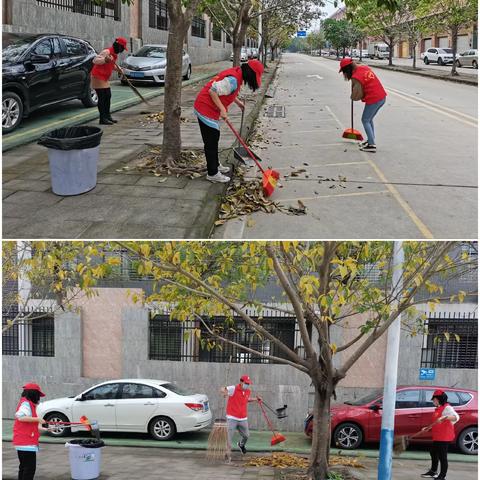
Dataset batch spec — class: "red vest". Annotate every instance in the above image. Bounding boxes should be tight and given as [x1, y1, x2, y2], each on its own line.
[13, 398, 40, 447]
[91, 47, 117, 81]
[193, 67, 243, 120]
[351, 65, 387, 105]
[431, 403, 455, 442]
[226, 384, 251, 419]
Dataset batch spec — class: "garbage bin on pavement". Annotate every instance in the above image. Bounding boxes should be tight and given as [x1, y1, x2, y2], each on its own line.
[66, 439, 105, 480]
[38, 126, 103, 196]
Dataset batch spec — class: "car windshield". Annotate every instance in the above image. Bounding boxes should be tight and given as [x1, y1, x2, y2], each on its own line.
[440, 48, 453, 54]
[2, 34, 36, 63]
[134, 46, 166, 58]
[344, 389, 383, 406]
[161, 383, 190, 396]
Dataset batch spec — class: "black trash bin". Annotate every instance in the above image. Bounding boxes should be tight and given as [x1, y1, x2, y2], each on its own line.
[38, 126, 103, 196]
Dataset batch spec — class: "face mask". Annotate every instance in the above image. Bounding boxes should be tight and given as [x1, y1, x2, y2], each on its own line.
[113, 42, 124, 54]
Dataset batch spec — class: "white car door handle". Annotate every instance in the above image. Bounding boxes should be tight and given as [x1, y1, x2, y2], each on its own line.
[104, 403, 115, 407]
[144, 402, 156, 406]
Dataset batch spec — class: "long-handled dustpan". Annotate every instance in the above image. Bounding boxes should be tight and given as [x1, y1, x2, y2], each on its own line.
[342, 99, 363, 141]
[226, 119, 279, 197]
[257, 399, 286, 446]
[233, 106, 263, 166]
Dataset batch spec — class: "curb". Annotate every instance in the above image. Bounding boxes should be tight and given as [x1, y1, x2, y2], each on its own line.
[318, 54, 477, 86]
[2, 72, 216, 152]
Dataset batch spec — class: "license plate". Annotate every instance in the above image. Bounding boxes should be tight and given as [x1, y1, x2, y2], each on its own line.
[129, 72, 144, 78]
[204, 401, 209, 411]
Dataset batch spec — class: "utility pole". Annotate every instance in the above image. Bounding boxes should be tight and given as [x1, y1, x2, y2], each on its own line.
[378, 241, 404, 480]
[258, 1, 263, 64]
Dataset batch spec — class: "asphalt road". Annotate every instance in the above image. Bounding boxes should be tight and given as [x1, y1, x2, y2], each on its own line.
[215, 53, 477, 239]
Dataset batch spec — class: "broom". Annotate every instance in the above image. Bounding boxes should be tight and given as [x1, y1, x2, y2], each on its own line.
[206, 357, 232, 461]
[393, 421, 435, 455]
[342, 99, 364, 141]
[258, 399, 286, 446]
[115, 63, 151, 106]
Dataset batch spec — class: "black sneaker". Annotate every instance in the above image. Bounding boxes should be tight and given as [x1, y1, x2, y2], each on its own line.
[358, 141, 369, 148]
[360, 144, 376, 152]
[434, 476, 446, 480]
[107, 117, 118, 123]
[237, 442, 246, 455]
[99, 118, 114, 125]
[420, 472, 437, 478]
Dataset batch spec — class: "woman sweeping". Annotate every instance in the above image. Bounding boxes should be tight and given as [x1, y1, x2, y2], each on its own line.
[194, 59, 264, 183]
[91, 37, 128, 125]
[339, 58, 387, 153]
[13, 383, 49, 480]
[420, 390, 459, 480]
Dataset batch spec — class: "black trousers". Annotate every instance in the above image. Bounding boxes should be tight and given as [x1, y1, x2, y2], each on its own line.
[430, 441, 449, 478]
[95, 88, 112, 120]
[198, 119, 220, 176]
[17, 450, 36, 480]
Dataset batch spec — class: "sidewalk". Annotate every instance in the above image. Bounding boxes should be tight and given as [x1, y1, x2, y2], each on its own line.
[3, 60, 279, 239]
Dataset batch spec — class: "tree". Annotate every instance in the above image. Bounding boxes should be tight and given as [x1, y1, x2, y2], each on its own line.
[417, 0, 478, 75]
[108, 240, 476, 479]
[323, 19, 356, 58]
[307, 30, 326, 54]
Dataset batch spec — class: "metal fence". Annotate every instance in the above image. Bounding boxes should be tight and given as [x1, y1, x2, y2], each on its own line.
[149, 312, 305, 363]
[148, 0, 168, 31]
[36, 0, 121, 21]
[2, 310, 55, 357]
[421, 312, 477, 369]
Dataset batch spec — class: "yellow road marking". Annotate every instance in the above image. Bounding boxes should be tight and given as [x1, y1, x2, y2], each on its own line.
[275, 161, 368, 170]
[280, 189, 389, 203]
[325, 105, 434, 238]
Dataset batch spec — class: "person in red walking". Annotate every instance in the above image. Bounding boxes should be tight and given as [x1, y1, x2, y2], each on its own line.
[91, 37, 128, 125]
[194, 60, 264, 183]
[420, 390, 459, 480]
[220, 375, 261, 462]
[339, 58, 387, 153]
[13, 383, 49, 480]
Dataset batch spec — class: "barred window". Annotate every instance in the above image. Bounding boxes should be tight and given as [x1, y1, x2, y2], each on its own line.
[226, 34, 232, 44]
[148, 0, 168, 30]
[191, 16, 206, 38]
[149, 315, 183, 361]
[2, 312, 55, 357]
[212, 24, 222, 42]
[36, 0, 121, 21]
[421, 312, 477, 369]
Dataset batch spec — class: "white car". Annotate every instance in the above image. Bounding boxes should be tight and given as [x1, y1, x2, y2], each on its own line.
[421, 47, 454, 65]
[37, 379, 212, 441]
[230, 48, 248, 62]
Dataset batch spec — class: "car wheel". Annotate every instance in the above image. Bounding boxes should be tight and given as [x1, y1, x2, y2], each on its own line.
[121, 79, 129, 86]
[456, 60, 461, 67]
[472, 60, 478, 69]
[44, 412, 71, 437]
[333, 423, 363, 449]
[183, 65, 192, 81]
[457, 427, 478, 455]
[2, 91, 24, 134]
[81, 87, 98, 108]
[423, 57, 429, 65]
[437, 57, 444, 65]
[149, 416, 176, 441]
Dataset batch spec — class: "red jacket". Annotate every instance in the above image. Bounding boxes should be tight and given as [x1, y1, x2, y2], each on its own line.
[351, 65, 387, 105]
[91, 47, 117, 81]
[226, 384, 251, 419]
[193, 67, 243, 120]
[431, 403, 455, 442]
[13, 398, 40, 447]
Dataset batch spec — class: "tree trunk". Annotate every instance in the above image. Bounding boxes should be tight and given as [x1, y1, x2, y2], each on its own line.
[412, 41, 417, 69]
[232, 37, 243, 67]
[388, 38, 394, 66]
[307, 379, 333, 480]
[451, 26, 458, 76]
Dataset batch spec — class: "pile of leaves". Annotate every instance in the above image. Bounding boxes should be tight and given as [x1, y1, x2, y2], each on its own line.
[245, 453, 309, 469]
[143, 111, 189, 124]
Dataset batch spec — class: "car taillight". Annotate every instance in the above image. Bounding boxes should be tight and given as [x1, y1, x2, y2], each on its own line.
[185, 403, 203, 411]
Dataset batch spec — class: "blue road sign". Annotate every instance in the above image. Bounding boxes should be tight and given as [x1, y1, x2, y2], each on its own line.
[419, 368, 435, 381]
[297, 31, 307, 37]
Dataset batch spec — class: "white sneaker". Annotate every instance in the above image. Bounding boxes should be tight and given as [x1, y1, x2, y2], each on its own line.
[206, 172, 230, 183]
[218, 163, 230, 173]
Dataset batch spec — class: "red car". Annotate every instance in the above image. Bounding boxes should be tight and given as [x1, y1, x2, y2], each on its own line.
[304, 386, 478, 455]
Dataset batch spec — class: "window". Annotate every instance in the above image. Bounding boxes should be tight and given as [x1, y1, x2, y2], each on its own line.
[84, 383, 120, 400]
[148, 0, 168, 31]
[428, 49, 435, 53]
[32, 39, 53, 56]
[212, 24, 222, 42]
[226, 34, 232, 44]
[422, 390, 471, 407]
[36, 0, 121, 20]
[421, 313, 478, 369]
[395, 390, 421, 409]
[62, 38, 87, 56]
[149, 315, 183, 361]
[121, 383, 157, 399]
[191, 16, 206, 38]
[52, 38, 62, 57]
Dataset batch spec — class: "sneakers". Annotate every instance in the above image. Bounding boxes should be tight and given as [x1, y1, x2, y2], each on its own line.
[420, 471, 437, 478]
[106, 116, 118, 123]
[237, 442, 247, 455]
[360, 144, 377, 152]
[206, 172, 230, 183]
[359, 141, 369, 148]
[218, 163, 230, 174]
[99, 118, 114, 125]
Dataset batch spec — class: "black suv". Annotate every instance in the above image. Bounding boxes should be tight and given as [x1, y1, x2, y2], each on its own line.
[3, 33, 98, 134]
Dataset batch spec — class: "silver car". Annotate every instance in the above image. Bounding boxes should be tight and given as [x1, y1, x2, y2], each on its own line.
[456, 49, 478, 69]
[120, 45, 191, 84]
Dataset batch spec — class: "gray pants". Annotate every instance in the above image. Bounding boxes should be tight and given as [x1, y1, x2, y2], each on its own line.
[226, 418, 249, 451]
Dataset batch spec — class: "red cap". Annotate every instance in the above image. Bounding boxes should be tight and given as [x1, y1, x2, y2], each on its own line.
[247, 59, 264, 87]
[432, 389, 445, 398]
[115, 37, 128, 51]
[240, 375, 251, 385]
[339, 57, 353, 72]
[23, 383, 45, 397]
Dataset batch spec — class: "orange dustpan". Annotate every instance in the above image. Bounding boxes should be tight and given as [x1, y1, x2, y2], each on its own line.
[258, 399, 286, 446]
[342, 99, 363, 141]
[226, 119, 279, 197]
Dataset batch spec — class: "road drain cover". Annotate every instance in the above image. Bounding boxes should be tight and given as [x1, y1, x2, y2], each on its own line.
[265, 105, 285, 118]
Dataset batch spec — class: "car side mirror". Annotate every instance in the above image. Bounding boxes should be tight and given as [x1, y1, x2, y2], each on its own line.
[75, 394, 86, 401]
[369, 404, 381, 412]
[30, 54, 50, 64]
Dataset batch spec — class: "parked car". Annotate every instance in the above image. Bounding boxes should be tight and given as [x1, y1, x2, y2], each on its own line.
[250, 48, 259, 59]
[37, 379, 212, 441]
[120, 45, 191, 84]
[230, 47, 248, 62]
[456, 49, 478, 69]
[304, 386, 477, 455]
[421, 47, 455, 65]
[2, 32, 97, 134]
